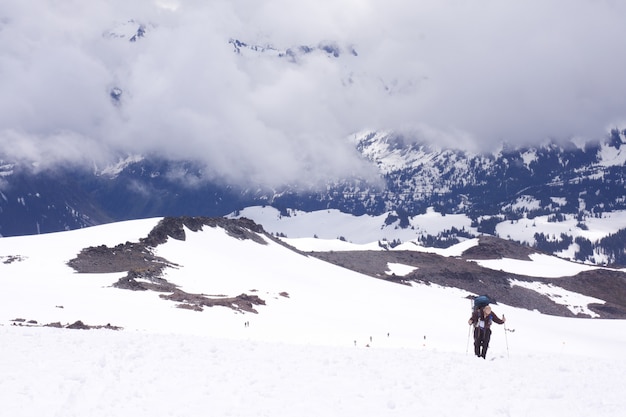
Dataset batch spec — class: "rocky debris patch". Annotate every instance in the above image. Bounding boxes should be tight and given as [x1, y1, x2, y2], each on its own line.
[11, 318, 122, 330]
[10, 318, 39, 325]
[160, 290, 266, 313]
[112, 267, 176, 291]
[1, 255, 26, 264]
[67, 241, 176, 274]
[112, 269, 267, 313]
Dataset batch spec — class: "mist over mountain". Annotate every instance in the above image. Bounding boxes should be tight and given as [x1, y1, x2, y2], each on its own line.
[2, 128, 626, 268]
[2, 0, 626, 188]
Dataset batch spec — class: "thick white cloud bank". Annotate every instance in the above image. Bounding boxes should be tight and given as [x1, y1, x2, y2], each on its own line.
[1, 0, 625, 185]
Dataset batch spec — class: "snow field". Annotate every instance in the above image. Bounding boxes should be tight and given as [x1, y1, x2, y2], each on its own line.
[1, 325, 624, 417]
[1, 216, 626, 416]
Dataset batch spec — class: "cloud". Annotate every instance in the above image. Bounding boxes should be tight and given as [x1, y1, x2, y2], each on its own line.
[1, 0, 625, 186]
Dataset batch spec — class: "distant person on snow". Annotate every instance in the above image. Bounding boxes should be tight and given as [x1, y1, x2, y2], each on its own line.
[468, 305, 505, 359]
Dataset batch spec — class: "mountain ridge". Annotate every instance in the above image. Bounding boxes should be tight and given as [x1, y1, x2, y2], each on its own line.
[58, 216, 626, 319]
[1, 128, 626, 266]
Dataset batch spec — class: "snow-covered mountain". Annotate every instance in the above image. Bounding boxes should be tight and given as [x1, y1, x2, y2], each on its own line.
[2, 128, 626, 266]
[3, 2, 626, 274]
[2, 9, 626, 265]
[3, 6, 626, 413]
[229, 205, 626, 268]
[1, 216, 625, 416]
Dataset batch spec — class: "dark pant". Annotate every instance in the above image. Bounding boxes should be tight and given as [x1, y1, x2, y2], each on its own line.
[474, 327, 492, 358]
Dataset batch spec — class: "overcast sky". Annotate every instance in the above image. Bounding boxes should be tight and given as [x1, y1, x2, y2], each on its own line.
[1, 0, 625, 186]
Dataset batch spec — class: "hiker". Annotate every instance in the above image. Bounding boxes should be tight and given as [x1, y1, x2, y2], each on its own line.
[468, 305, 505, 359]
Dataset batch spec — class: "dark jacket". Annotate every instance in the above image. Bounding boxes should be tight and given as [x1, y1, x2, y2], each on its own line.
[469, 308, 504, 329]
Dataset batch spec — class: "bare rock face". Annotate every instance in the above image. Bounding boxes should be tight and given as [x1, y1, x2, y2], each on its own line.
[461, 235, 536, 260]
[140, 216, 266, 246]
[12, 318, 123, 330]
[160, 291, 266, 313]
[67, 242, 173, 274]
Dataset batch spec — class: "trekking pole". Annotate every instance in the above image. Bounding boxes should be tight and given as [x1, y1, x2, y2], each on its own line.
[466, 297, 473, 355]
[503, 314, 509, 358]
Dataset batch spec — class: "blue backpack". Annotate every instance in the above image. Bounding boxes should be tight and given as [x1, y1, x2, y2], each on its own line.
[473, 295, 493, 309]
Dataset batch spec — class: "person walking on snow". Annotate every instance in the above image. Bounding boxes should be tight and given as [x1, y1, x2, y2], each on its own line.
[468, 305, 505, 359]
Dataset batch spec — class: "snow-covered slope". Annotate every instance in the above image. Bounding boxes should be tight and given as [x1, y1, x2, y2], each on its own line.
[229, 206, 475, 244]
[0, 217, 473, 345]
[230, 206, 626, 265]
[1, 218, 626, 416]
